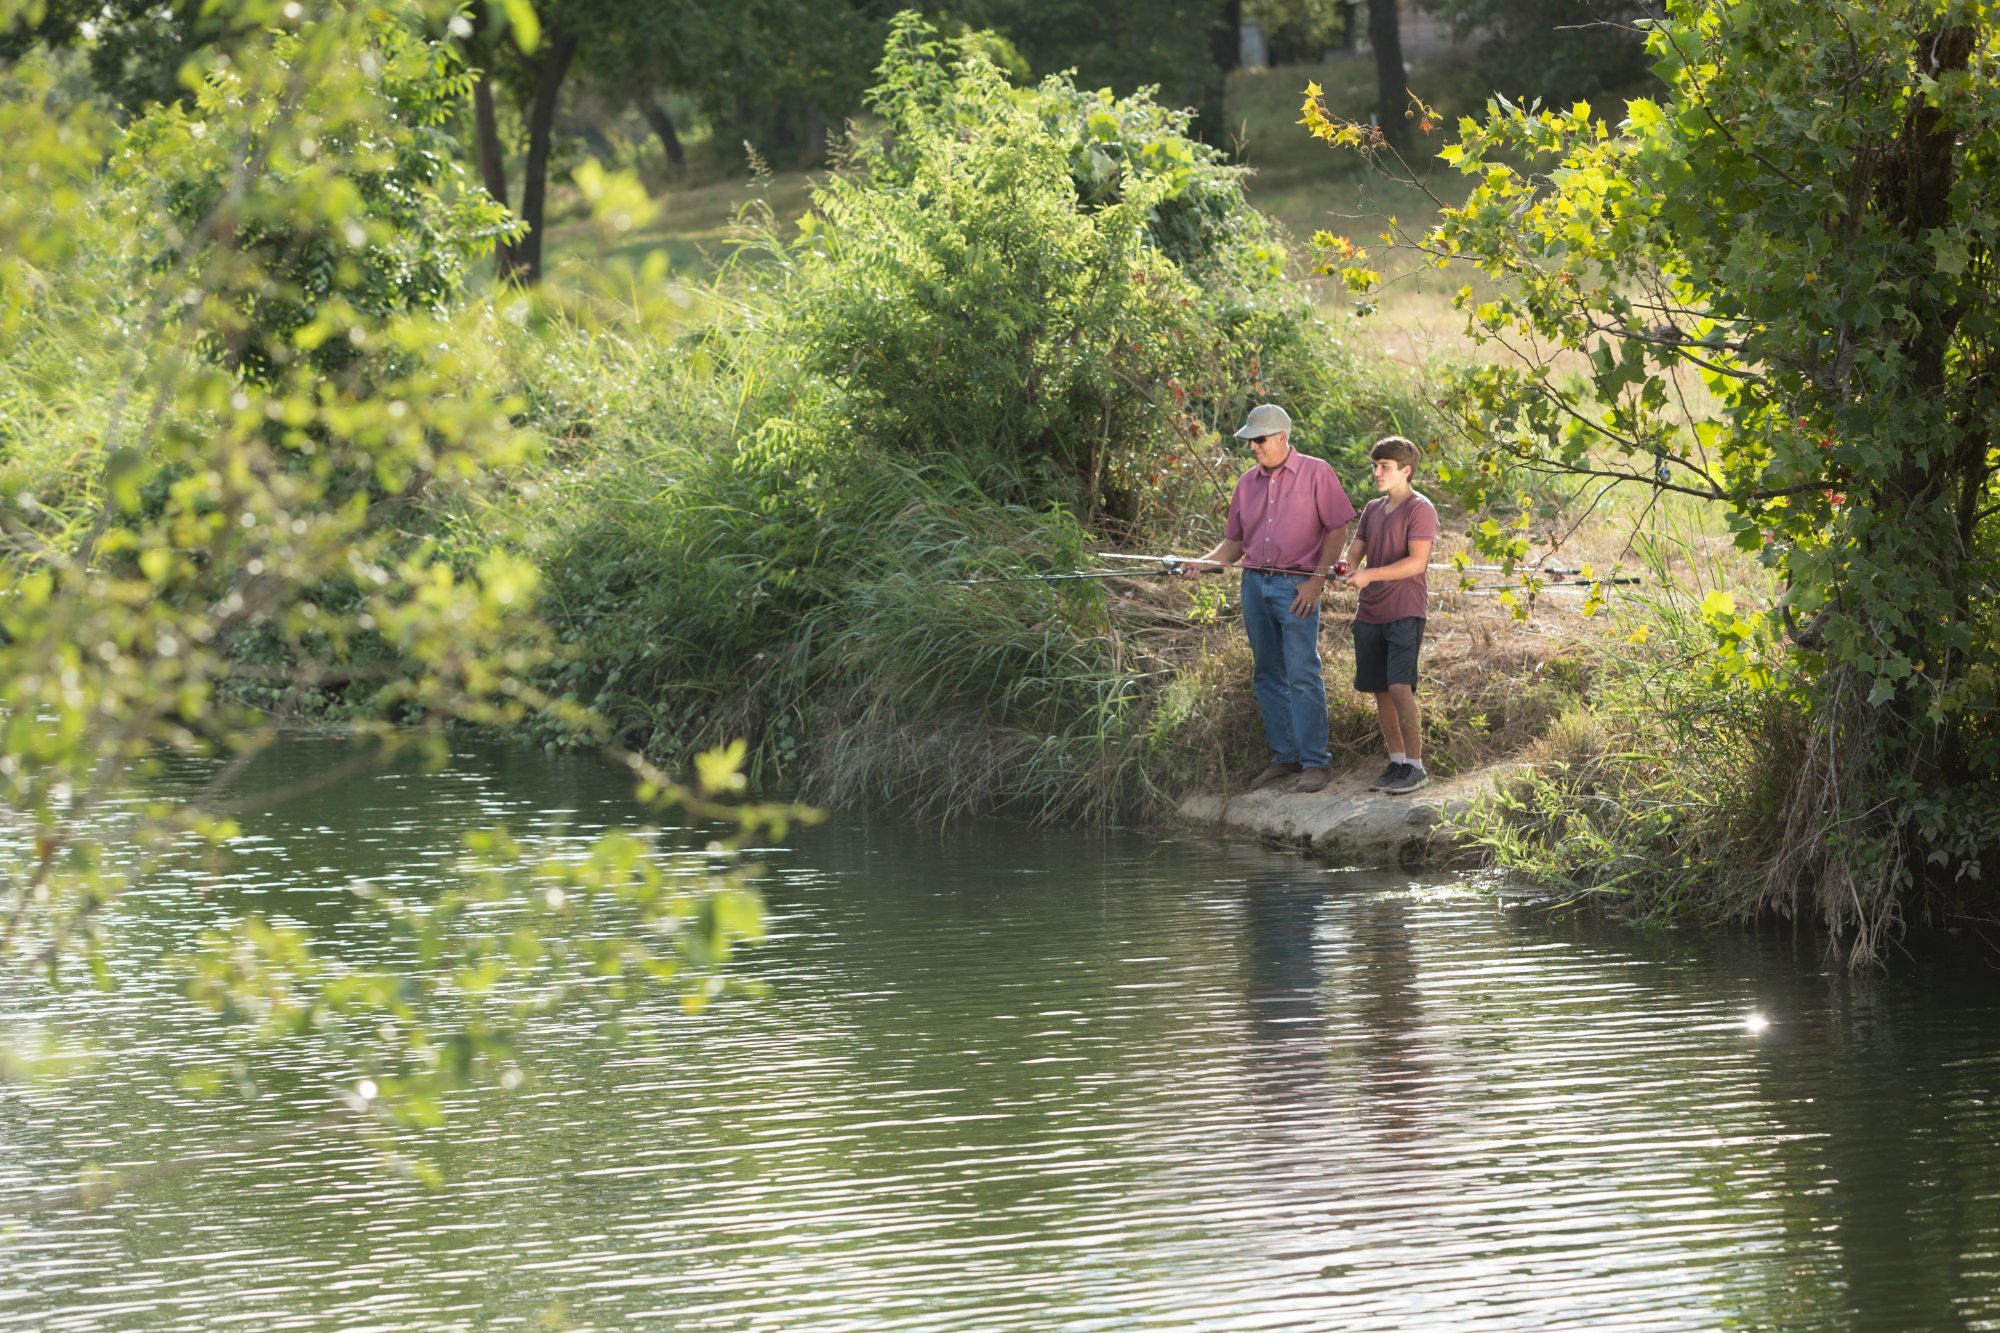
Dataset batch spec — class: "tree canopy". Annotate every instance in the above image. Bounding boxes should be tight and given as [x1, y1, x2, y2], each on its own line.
[1306, 0, 2000, 960]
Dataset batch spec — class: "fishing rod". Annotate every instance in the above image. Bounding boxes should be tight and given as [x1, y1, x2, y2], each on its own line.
[1429, 562, 1634, 581]
[1096, 552, 1324, 576]
[955, 555, 1232, 586]
[1113, 553, 1641, 584]
[961, 552, 1346, 586]
[957, 567, 1187, 585]
[1452, 578, 1643, 593]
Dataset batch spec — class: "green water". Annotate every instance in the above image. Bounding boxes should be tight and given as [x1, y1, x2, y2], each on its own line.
[4, 739, 2000, 1329]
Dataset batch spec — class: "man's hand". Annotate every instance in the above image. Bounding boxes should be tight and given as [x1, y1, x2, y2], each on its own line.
[1174, 559, 1223, 580]
[1290, 576, 1326, 616]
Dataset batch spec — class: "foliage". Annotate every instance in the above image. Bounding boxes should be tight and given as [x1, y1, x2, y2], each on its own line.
[1304, 0, 2000, 961]
[1245, 0, 1350, 65]
[817, 15, 1269, 509]
[1415, 0, 1658, 103]
[958, 0, 1236, 138]
[0, 0, 252, 112]
[1453, 553, 1785, 916]
[0, 0, 803, 1184]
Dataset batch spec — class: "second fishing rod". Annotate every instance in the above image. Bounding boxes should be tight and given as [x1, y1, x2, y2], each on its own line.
[959, 552, 1640, 591]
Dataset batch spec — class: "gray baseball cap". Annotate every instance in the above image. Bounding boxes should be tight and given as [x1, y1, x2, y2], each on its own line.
[1233, 403, 1292, 438]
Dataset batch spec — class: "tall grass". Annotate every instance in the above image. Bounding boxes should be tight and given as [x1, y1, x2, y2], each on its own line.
[0, 222, 125, 551]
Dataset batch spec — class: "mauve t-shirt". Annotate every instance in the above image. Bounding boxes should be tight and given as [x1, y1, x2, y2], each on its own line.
[1355, 491, 1440, 623]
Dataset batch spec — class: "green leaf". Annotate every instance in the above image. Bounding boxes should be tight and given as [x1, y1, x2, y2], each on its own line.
[1930, 229, 1970, 278]
[500, 0, 540, 54]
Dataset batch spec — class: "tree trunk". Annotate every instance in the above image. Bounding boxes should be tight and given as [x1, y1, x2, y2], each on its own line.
[636, 88, 686, 170]
[1367, 0, 1408, 149]
[803, 106, 827, 166]
[461, 6, 516, 279]
[773, 99, 797, 158]
[472, 78, 510, 212]
[1210, 0, 1242, 74]
[1780, 22, 1980, 938]
[513, 29, 580, 284]
[1880, 24, 1977, 784]
[474, 78, 518, 278]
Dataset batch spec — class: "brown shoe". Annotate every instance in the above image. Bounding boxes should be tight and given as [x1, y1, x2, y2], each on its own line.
[1295, 766, 1331, 794]
[1246, 762, 1301, 791]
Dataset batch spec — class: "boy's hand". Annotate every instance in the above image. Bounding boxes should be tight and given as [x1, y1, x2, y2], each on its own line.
[1344, 568, 1374, 589]
[1290, 576, 1326, 616]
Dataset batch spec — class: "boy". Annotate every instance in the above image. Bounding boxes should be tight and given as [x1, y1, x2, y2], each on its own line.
[1340, 437, 1438, 795]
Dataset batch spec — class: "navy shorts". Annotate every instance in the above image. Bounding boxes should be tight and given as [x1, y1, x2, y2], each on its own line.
[1352, 616, 1425, 693]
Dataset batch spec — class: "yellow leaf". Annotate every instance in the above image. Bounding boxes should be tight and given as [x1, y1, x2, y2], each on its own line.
[695, 740, 748, 797]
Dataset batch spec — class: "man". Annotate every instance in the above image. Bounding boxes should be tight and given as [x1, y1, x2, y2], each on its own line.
[1340, 436, 1439, 795]
[1182, 403, 1356, 793]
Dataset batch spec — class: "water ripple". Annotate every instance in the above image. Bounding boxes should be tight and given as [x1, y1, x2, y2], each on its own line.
[3, 742, 1999, 1328]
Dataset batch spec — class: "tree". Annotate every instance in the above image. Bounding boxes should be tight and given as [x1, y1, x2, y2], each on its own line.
[1304, 0, 2000, 961]
[462, 0, 912, 281]
[0, 0, 797, 1191]
[1243, 0, 1349, 65]
[0, 0, 254, 112]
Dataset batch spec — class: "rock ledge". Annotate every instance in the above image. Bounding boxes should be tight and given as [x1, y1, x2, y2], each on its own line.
[1177, 764, 1516, 868]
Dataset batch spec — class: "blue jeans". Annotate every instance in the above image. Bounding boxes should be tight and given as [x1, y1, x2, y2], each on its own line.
[1241, 570, 1330, 769]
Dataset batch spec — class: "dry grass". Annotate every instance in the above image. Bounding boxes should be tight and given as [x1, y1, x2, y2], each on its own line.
[542, 170, 818, 277]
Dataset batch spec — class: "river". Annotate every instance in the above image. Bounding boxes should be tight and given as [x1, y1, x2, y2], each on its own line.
[2, 738, 1998, 1329]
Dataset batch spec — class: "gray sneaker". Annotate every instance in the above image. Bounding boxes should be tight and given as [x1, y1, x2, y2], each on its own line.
[1367, 762, 1407, 791]
[1383, 764, 1430, 795]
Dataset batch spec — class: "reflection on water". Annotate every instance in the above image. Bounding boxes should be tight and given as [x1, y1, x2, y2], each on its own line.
[3, 739, 2000, 1329]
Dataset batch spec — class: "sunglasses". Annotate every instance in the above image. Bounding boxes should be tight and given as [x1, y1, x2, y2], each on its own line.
[1245, 434, 1279, 446]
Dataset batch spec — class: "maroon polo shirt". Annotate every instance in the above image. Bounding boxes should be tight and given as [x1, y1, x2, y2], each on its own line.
[1223, 448, 1356, 573]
